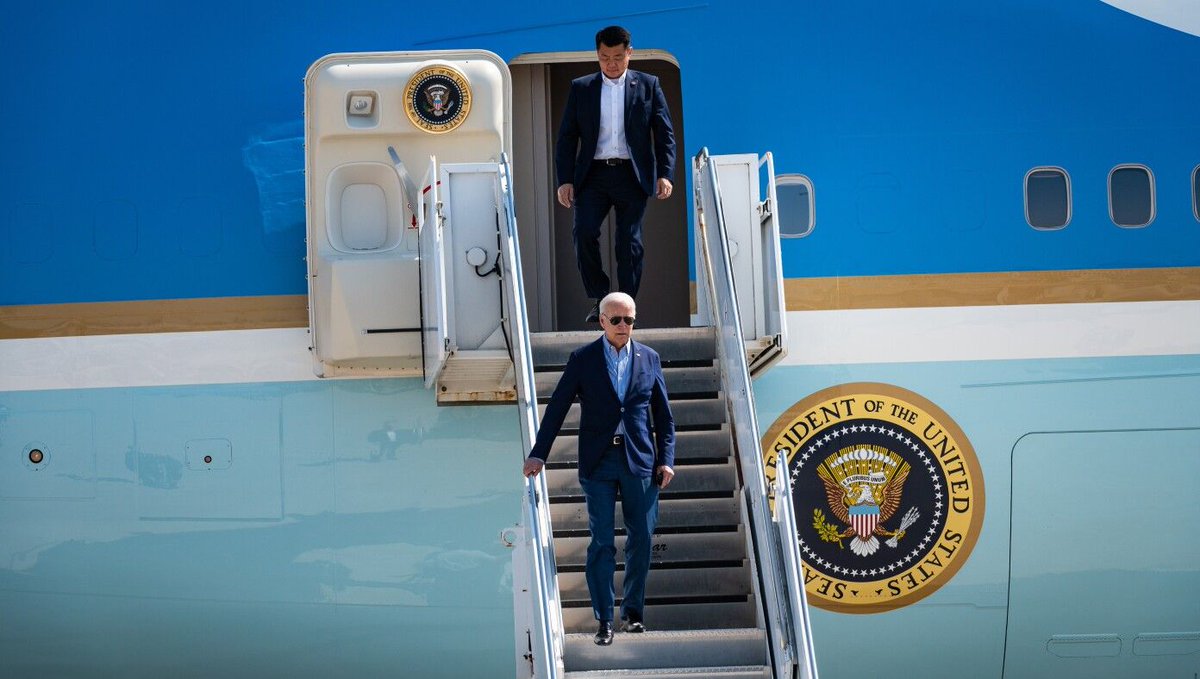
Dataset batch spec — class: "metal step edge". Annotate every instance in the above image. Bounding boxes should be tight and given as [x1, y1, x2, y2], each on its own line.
[564, 666, 770, 679]
[553, 529, 746, 567]
[555, 559, 747, 574]
[561, 599, 758, 632]
[563, 627, 767, 672]
[564, 627, 766, 643]
[557, 565, 753, 600]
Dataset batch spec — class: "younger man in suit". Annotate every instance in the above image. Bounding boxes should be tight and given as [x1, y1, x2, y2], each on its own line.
[555, 26, 677, 322]
[523, 292, 675, 645]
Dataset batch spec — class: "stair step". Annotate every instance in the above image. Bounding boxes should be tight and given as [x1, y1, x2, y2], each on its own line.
[554, 528, 746, 568]
[538, 398, 726, 431]
[563, 628, 768, 672]
[565, 668, 770, 679]
[547, 428, 733, 465]
[562, 600, 757, 632]
[531, 328, 718, 367]
[537, 365, 720, 400]
[558, 565, 752, 601]
[551, 496, 740, 533]
[547, 461, 737, 497]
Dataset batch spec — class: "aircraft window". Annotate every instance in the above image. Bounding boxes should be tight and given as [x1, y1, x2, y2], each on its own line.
[1108, 164, 1155, 228]
[777, 174, 815, 238]
[1024, 167, 1071, 230]
[1192, 165, 1199, 222]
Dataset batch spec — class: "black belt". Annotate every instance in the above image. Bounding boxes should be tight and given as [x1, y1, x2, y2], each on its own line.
[610, 434, 625, 447]
[594, 158, 629, 166]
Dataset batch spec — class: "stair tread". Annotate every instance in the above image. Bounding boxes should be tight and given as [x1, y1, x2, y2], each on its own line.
[564, 627, 764, 641]
[558, 565, 753, 600]
[564, 668, 769, 679]
[563, 626, 769, 673]
[562, 600, 757, 632]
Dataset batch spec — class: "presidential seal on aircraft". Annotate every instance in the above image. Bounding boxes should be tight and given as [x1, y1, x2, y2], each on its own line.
[404, 64, 472, 133]
[764, 383, 985, 614]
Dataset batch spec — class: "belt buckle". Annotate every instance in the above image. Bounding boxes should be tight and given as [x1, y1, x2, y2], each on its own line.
[612, 435, 624, 446]
[605, 158, 622, 166]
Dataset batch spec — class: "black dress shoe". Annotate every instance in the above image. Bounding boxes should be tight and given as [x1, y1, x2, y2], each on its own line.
[594, 621, 614, 646]
[622, 610, 645, 633]
[585, 300, 601, 323]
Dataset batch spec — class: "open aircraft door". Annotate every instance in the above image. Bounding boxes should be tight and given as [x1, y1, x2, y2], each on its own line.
[693, 152, 788, 375]
[416, 155, 449, 388]
[304, 50, 516, 400]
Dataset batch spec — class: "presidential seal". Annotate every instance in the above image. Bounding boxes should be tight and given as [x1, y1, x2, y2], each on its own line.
[403, 65, 472, 134]
[762, 383, 984, 614]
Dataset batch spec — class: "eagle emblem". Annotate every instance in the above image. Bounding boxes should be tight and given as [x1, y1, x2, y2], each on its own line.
[423, 84, 452, 118]
[815, 446, 919, 556]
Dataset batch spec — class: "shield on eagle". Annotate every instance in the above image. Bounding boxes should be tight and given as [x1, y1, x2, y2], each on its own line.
[817, 446, 911, 556]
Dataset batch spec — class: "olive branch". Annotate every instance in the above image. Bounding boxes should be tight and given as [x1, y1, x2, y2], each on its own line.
[812, 509, 844, 549]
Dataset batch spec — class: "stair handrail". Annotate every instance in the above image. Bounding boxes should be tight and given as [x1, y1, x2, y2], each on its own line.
[498, 154, 564, 679]
[774, 456, 819, 679]
[693, 148, 818, 679]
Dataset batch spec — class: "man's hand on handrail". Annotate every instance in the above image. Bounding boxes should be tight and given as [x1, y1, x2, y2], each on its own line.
[523, 457, 545, 478]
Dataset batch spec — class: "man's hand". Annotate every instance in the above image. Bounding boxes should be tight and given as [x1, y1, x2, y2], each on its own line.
[655, 178, 673, 200]
[655, 465, 674, 489]
[523, 457, 545, 478]
[557, 183, 575, 208]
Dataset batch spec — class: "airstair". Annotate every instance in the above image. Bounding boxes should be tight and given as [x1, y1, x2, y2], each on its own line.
[513, 150, 817, 679]
[532, 326, 768, 678]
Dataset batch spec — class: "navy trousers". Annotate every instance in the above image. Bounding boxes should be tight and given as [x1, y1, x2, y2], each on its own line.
[577, 443, 660, 622]
[573, 162, 650, 300]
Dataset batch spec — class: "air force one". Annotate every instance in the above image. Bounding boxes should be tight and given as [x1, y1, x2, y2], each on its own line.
[1, 2, 1197, 678]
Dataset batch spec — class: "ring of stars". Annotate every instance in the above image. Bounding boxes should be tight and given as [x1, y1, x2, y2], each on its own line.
[790, 422, 946, 581]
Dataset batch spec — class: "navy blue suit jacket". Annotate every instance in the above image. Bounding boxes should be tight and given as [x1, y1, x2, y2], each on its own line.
[555, 69, 677, 197]
[529, 338, 675, 479]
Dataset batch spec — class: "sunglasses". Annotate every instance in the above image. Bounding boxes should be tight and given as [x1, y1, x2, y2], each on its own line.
[603, 315, 636, 326]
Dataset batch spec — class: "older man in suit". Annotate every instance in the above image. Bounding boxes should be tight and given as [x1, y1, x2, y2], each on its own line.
[555, 25, 677, 323]
[523, 292, 675, 646]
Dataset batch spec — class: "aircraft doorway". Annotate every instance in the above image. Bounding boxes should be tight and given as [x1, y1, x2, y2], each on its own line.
[510, 52, 689, 332]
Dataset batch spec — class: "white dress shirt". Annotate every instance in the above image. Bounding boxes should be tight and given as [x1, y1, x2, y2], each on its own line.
[595, 72, 630, 160]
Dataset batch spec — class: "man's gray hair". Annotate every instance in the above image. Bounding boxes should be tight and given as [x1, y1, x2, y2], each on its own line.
[599, 292, 636, 315]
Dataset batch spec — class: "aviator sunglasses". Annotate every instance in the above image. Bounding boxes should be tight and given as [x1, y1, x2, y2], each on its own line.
[603, 314, 636, 326]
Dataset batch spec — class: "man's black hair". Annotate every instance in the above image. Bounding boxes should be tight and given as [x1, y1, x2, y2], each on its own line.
[595, 25, 631, 49]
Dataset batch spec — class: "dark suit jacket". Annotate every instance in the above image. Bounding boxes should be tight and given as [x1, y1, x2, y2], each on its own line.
[529, 338, 675, 479]
[554, 69, 677, 197]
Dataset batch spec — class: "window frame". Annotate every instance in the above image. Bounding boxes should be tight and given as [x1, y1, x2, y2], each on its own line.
[775, 173, 815, 239]
[1024, 166, 1072, 231]
[1107, 163, 1156, 228]
[1192, 164, 1200, 223]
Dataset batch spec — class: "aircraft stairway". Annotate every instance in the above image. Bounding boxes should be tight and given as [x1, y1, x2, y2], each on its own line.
[513, 149, 816, 679]
[531, 326, 770, 678]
